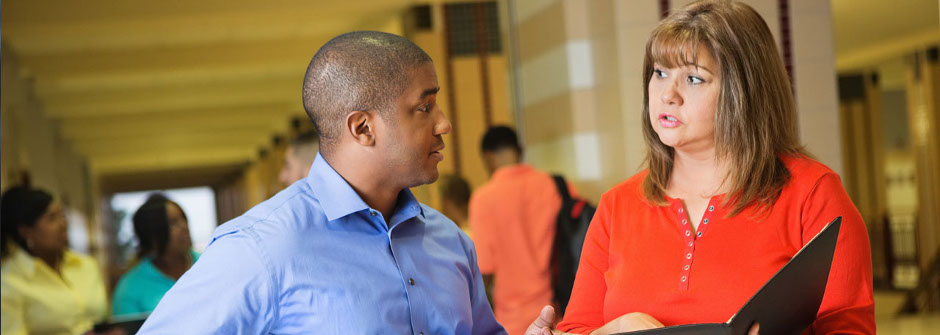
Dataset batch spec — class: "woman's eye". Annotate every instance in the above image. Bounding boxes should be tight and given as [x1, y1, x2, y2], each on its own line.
[688, 75, 704, 84]
[654, 69, 667, 78]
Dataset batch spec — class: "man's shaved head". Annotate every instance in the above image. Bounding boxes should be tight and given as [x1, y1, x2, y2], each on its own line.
[302, 31, 432, 154]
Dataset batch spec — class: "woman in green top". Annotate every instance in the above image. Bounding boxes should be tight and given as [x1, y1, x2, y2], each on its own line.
[112, 194, 199, 316]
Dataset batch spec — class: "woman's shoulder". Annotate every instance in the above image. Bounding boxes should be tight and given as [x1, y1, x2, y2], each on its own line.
[782, 154, 838, 184]
[117, 258, 159, 284]
[602, 170, 649, 203]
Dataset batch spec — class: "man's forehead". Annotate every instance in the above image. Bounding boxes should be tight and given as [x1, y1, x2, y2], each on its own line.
[405, 65, 439, 97]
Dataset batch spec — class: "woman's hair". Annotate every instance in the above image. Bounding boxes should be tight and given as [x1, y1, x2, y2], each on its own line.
[1, 187, 54, 257]
[641, 0, 807, 216]
[132, 193, 187, 259]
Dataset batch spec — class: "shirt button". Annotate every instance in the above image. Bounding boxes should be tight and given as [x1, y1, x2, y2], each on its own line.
[708, 205, 715, 211]
[409, 278, 415, 286]
[686, 253, 692, 259]
[688, 241, 693, 247]
[685, 230, 691, 236]
[703, 218, 710, 224]
[681, 219, 687, 225]
[678, 208, 684, 213]
[684, 265, 690, 270]
[370, 211, 377, 216]
[697, 232, 703, 237]
[681, 276, 687, 282]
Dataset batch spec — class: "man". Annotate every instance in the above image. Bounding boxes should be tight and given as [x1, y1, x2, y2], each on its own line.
[138, 31, 504, 335]
[278, 131, 319, 187]
[469, 126, 572, 335]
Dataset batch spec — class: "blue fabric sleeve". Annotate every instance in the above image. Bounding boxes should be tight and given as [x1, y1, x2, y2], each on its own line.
[465, 235, 507, 335]
[137, 228, 278, 334]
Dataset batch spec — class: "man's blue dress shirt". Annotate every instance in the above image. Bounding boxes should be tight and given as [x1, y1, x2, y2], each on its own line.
[138, 154, 505, 334]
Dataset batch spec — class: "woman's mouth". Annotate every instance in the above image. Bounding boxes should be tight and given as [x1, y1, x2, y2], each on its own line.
[658, 113, 681, 128]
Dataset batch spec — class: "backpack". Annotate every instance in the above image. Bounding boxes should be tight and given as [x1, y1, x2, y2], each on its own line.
[550, 175, 595, 315]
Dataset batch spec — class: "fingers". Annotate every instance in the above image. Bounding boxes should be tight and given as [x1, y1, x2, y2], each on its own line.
[525, 305, 556, 335]
[748, 323, 760, 335]
[534, 305, 556, 328]
[650, 316, 664, 328]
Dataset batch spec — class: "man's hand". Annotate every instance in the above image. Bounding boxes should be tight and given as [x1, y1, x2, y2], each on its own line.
[589, 312, 664, 335]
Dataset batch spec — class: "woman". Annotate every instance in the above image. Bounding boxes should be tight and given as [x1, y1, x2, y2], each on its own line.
[111, 194, 198, 316]
[1, 187, 109, 335]
[527, 1, 874, 334]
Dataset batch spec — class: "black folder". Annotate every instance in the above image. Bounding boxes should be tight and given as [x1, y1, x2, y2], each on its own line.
[616, 216, 842, 335]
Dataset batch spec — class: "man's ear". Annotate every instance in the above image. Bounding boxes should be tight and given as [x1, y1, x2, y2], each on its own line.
[345, 110, 375, 147]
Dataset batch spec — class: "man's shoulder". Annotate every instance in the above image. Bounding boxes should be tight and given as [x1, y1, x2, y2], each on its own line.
[212, 184, 326, 247]
[417, 204, 459, 231]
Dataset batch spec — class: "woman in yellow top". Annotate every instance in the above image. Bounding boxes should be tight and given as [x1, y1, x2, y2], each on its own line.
[1, 187, 108, 335]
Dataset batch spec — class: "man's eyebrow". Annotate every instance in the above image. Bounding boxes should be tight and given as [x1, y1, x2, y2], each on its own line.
[420, 87, 440, 99]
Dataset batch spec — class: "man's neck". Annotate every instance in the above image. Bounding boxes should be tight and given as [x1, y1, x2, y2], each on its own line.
[324, 151, 402, 225]
[488, 150, 521, 176]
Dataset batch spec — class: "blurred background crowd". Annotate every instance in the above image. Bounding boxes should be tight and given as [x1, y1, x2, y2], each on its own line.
[1, 0, 938, 334]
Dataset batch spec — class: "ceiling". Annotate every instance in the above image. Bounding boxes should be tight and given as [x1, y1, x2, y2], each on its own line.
[1, 0, 936, 192]
[1, 0, 413, 191]
[831, 0, 939, 70]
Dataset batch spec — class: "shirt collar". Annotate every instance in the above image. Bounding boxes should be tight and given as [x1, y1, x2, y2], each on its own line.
[7, 246, 37, 277]
[6, 247, 82, 278]
[306, 153, 425, 223]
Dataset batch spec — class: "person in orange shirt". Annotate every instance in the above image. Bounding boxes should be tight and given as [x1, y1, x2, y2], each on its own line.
[470, 125, 575, 335]
[525, 1, 874, 334]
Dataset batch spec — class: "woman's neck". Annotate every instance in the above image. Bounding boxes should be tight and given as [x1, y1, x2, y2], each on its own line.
[34, 249, 64, 274]
[154, 250, 192, 280]
[668, 147, 729, 199]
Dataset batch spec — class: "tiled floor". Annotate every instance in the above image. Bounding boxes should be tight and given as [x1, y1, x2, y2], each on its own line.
[874, 290, 940, 334]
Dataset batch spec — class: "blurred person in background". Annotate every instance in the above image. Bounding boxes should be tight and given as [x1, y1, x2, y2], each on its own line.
[278, 131, 319, 187]
[470, 125, 576, 335]
[526, 1, 874, 334]
[438, 174, 472, 237]
[1, 186, 109, 335]
[111, 194, 199, 317]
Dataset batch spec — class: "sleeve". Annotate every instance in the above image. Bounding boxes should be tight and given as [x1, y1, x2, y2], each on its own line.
[136, 228, 279, 335]
[557, 191, 614, 334]
[800, 173, 876, 334]
[465, 235, 508, 335]
[1, 279, 28, 335]
[468, 191, 495, 274]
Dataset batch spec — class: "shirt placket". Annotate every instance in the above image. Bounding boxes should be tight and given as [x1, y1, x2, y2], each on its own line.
[674, 198, 719, 291]
[385, 213, 428, 335]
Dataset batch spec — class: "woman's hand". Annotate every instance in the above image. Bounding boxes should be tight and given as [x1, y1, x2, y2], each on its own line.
[524, 305, 573, 335]
[589, 312, 664, 335]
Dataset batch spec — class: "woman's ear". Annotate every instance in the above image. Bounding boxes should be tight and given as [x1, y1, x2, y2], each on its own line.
[345, 110, 375, 147]
[18, 225, 33, 246]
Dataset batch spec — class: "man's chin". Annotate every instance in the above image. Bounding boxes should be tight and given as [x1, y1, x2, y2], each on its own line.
[410, 169, 440, 188]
